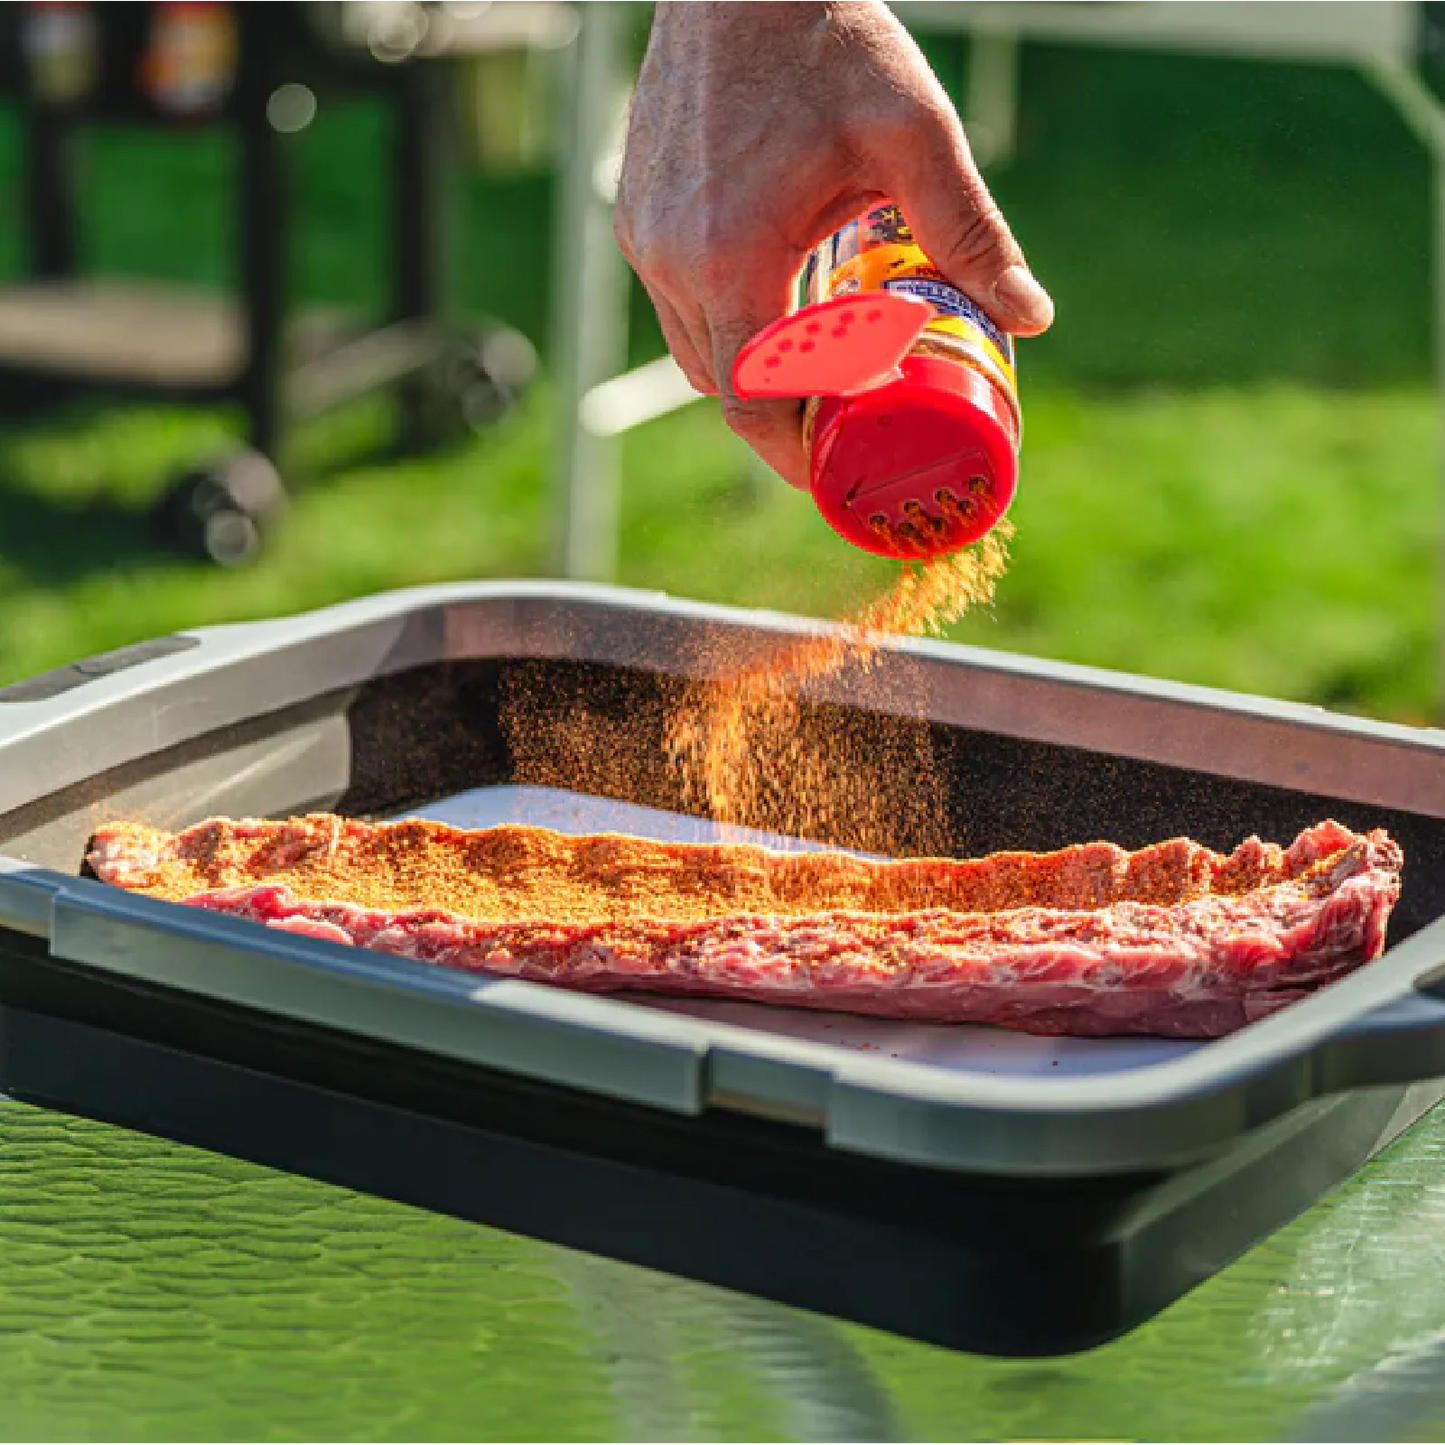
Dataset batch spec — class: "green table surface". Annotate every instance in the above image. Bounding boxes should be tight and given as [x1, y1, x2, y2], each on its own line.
[2, 1095, 1444, 1443]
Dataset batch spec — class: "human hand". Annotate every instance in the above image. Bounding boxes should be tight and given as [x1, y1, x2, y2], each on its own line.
[613, 0, 1054, 489]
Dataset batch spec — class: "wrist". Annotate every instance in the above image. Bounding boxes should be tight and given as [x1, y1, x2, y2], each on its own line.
[653, 1, 835, 26]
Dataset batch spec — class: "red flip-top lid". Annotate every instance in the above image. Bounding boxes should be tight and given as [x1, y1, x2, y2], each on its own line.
[732, 292, 933, 400]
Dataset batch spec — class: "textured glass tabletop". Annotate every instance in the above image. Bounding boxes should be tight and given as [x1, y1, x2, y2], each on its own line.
[1, 1096, 1444, 1442]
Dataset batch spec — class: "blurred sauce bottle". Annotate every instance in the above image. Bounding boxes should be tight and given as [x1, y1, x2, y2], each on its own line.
[138, 1, 238, 118]
[22, 1, 99, 107]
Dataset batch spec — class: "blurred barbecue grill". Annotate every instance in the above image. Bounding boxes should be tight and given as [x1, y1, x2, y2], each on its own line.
[0, 1, 572, 565]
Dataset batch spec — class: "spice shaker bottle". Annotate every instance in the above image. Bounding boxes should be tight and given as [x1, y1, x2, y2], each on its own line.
[732, 201, 1021, 560]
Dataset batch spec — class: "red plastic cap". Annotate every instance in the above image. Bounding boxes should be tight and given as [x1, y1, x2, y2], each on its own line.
[809, 354, 1018, 559]
[732, 292, 933, 400]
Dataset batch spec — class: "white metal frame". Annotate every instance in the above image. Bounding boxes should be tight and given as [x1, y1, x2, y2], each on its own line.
[550, 2, 1445, 701]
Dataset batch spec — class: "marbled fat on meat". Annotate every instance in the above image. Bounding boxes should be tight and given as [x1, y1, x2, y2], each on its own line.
[86, 816, 1403, 1038]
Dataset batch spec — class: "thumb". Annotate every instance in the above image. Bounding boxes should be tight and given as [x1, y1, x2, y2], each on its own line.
[879, 110, 1054, 338]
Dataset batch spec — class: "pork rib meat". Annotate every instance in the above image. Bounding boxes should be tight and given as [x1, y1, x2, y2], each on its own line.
[86, 816, 1403, 1038]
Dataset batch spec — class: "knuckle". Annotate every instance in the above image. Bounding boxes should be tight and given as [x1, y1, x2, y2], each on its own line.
[629, 230, 691, 295]
[856, 89, 944, 156]
[656, 247, 712, 305]
[612, 183, 675, 272]
[618, 207, 728, 296]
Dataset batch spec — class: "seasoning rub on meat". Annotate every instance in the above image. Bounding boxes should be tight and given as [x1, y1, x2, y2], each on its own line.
[87, 816, 1402, 1039]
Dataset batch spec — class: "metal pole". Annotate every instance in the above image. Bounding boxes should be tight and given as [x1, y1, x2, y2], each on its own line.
[393, 61, 454, 452]
[550, 2, 630, 581]
[1435, 136, 1445, 722]
[23, 107, 77, 280]
[1363, 60, 1445, 717]
[965, 30, 1020, 171]
[393, 64, 451, 328]
[236, 10, 287, 461]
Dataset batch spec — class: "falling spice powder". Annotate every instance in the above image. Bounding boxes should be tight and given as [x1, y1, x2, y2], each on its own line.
[665, 521, 1014, 845]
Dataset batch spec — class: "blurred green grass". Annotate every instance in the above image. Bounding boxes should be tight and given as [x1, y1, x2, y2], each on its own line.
[0, 40, 1436, 721]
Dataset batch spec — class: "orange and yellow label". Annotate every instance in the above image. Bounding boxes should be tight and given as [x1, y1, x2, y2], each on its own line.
[802, 202, 1018, 406]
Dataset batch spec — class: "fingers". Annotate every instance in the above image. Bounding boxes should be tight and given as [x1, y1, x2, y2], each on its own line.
[645, 281, 717, 395]
[710, 300, 811, 490]
[641, 260, 810, 486]
[627, 220, 808, 482]
[649, 284, 810, 487]
[620, 195, 719, 395]
[877, 100, 1054, 337]
[721, 394, 809, 490]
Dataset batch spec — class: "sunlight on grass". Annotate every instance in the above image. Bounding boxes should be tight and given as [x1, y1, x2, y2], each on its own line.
[0, 384, 1434, 724]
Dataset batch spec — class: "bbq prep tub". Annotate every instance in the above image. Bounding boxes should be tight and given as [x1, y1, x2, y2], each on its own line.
[3, 581, 1445, 1358]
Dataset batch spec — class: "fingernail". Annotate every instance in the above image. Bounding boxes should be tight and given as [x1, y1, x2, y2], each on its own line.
[992, 265, 1055, 330]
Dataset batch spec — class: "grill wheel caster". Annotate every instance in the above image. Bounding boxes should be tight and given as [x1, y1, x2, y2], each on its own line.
[150, 448, 288, 567]
[404, 325, 538, 448]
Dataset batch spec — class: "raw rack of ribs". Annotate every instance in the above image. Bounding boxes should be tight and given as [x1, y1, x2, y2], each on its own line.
[86, 815, 1403, 1039]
